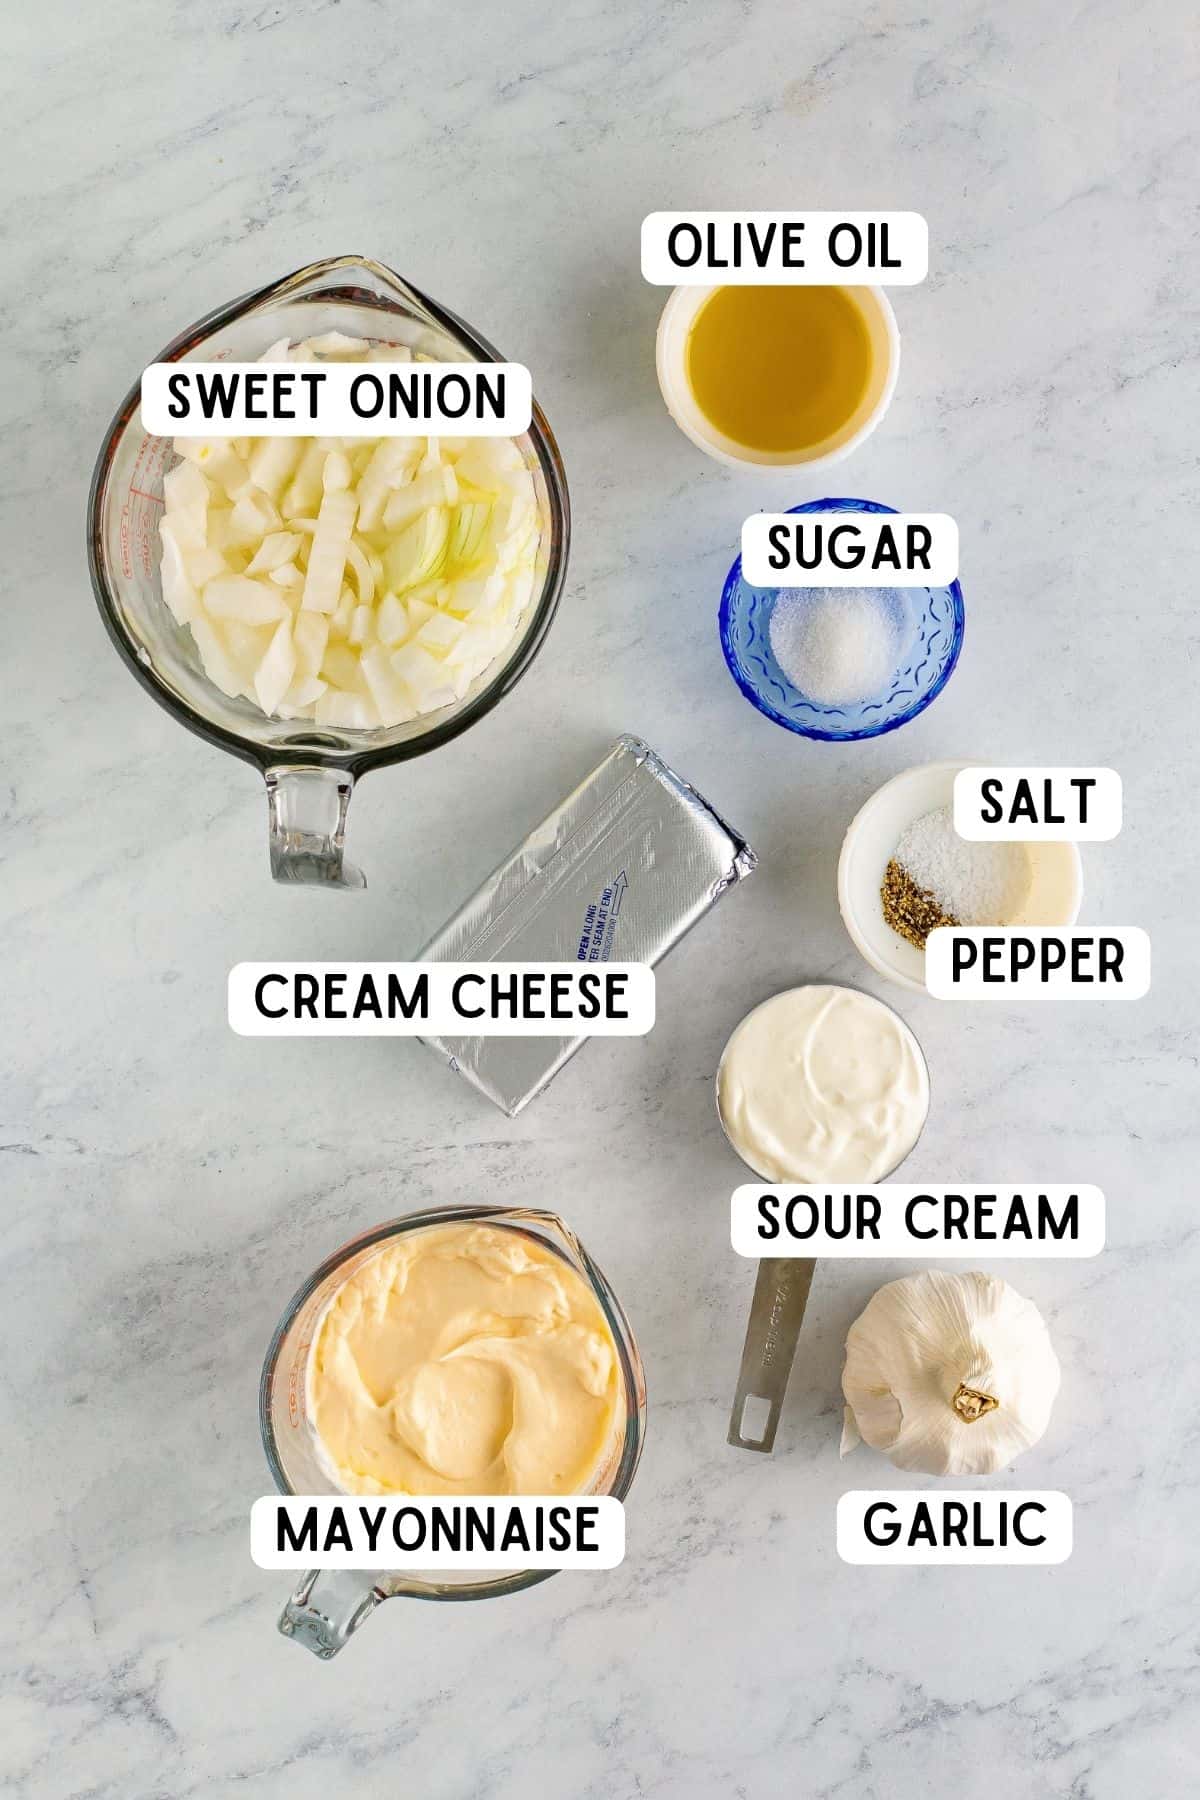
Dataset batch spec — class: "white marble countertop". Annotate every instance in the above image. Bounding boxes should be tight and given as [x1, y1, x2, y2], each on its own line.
[4, 1, 1197, 1794]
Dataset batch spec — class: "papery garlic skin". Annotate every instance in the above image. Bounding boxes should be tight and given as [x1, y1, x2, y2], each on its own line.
[840, 1269, 1061, 1476]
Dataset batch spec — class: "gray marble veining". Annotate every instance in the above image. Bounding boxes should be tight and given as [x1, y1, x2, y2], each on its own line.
[2, 0, 1197, 1794]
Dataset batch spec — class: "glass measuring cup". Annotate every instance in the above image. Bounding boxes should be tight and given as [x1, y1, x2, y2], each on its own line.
[259, 1204, 646, 1659]
[87, 257, 570, 888]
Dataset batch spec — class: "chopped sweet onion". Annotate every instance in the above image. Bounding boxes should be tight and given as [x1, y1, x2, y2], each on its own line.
[158, 335, 541, 726]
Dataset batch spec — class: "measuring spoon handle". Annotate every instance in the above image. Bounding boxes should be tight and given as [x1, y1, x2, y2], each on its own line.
[727, 1258, 817, 1453]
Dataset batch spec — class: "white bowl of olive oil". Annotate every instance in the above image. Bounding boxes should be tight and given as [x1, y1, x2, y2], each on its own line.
[656, 282, 900, 471]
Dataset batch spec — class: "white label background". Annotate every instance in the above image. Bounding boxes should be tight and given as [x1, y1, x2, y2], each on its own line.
[926, 928, 1151, 1000]
[953, 767, 1122, 841]
[229, 962, 655, 1036]
[142, 361, 533, 436]
[837, 1492, 1073, 1565]
[731, 1185, 1105, 1257]
[251, 1496, 625, 1570]
[741, 512, 958, 588]
[641, 211, 928, 284]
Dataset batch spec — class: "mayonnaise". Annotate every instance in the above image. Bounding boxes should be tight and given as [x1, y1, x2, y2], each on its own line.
[306, 1223, 621, 1496]
[717, 985, 929, 1183]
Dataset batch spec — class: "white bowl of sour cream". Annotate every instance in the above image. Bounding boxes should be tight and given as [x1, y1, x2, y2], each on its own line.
[716, 984, 930, 1184]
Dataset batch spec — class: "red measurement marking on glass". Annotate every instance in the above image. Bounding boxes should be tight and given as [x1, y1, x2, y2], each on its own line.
[288, 1336, 314, 1427]
[129, 487, 164, 503]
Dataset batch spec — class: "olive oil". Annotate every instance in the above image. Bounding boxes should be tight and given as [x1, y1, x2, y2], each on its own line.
[685, 285, 873, 454]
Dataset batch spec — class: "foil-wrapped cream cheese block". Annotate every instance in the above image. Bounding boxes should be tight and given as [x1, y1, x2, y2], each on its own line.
[418, 734, 757, 1115]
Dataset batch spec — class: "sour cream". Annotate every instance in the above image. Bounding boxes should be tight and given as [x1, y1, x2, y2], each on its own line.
[717, 985, 929, 1183]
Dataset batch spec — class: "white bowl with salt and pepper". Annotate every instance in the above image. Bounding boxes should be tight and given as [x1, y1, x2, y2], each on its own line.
[837, 761, 1084, 993]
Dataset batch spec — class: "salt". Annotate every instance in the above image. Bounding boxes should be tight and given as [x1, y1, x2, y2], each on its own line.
[894, 805, 1030, 925]
[768, 587, 906, 707]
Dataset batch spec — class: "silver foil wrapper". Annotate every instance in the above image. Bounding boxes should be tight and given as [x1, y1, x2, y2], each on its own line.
[418, 733, 757, 1115]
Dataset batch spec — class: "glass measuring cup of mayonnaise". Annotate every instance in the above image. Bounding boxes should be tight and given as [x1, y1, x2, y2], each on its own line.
[260, 1204, 646, 1659]
[88, 256, 570, 889]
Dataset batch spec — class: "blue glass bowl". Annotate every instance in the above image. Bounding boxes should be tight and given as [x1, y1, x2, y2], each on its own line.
[718, 498, 965, 742]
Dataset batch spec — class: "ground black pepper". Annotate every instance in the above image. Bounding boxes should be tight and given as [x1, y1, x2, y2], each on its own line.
[881, 858, 960, 949]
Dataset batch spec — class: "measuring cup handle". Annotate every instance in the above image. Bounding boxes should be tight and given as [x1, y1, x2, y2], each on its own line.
[278, 1568, 384, 1658]
[265, 765, 366, 890]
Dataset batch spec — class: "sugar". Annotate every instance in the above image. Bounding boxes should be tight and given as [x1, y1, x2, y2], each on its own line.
[768, 588, 906, 707]
[894, 805, 1030, 925]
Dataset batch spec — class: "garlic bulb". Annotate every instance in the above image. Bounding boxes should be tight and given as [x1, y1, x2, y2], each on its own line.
[840, 1270, 1061, 1476]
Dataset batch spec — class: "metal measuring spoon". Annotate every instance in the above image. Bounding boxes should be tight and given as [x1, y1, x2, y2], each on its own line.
[727, 1256, 817, 1451]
